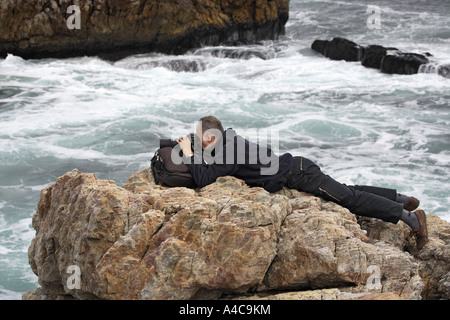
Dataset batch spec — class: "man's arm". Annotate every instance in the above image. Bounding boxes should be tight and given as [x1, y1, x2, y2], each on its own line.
[183, 154, 236, 188]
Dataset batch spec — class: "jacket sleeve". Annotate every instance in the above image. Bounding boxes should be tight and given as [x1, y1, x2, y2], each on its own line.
[184, 154, 236, 188]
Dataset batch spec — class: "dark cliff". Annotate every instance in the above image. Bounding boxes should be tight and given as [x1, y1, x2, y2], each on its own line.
[0, 0, 289, 60]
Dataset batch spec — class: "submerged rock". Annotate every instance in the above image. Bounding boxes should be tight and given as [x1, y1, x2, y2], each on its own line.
[438, 65, 450, 78]
[191, 46, 277, 60]
[0, 0, 289, 60]
[419, 64, 450, 79]
[23, 168, 450, 300]
[115, 57, 208, 73]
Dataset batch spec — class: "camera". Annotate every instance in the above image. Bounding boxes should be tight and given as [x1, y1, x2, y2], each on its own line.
[160, 133, 196, 150]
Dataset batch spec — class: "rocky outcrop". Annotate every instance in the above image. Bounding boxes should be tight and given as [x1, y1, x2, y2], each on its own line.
[0, 0, 289, 60]
[311, 37, 443, 76]
[24, 168, 450, 300]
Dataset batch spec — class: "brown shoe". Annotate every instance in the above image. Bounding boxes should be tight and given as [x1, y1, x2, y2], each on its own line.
[413, 209, 428, 250]
[404, 196, 420, 211]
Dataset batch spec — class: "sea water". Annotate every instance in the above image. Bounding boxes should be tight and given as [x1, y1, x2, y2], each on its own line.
[0, 0, 449, 299]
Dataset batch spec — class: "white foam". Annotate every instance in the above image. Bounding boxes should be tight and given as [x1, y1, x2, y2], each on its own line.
[0, 213, 6, 231]
[0, 218, 34, 253]
[0, 287, 22, 300]
[0, 245, 13, 255]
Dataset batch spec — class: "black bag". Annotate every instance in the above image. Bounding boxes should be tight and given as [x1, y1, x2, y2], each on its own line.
[150, 147, 196, 188]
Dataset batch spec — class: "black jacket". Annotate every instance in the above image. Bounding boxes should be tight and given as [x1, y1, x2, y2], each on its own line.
[184, 128, 293, 192]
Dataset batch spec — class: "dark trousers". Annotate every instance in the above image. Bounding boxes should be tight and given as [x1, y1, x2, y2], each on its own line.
[285, 156, 403, 223]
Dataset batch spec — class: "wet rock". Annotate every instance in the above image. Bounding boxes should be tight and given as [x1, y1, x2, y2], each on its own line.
[361, 45, 398, 69]
[151, 59, 208, 72]
[311, 37, 363, 62]
[438, 64, 450, 78]
[381, 52, 429, 75]
[418, 63, 450, 79]
[312, 37, 432, 76]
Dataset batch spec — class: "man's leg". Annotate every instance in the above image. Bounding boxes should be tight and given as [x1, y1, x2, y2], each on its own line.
[286, 156, 427, 248]
[346, 185, 397, 201]
[315, 176, 403, 223]
[287, 157, 402, 223]
[316, 177, 427, 248]
[348, 185, 420, 211]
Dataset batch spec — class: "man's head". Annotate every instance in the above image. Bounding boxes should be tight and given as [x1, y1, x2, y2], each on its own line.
[196, 116, 224, 149]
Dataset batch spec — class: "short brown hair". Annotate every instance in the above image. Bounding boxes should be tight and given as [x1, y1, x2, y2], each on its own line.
[198, 116, 224, 134]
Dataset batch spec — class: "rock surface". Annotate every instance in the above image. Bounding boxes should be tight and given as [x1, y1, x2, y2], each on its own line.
[24, 168, 450, 300]
[0, 0, 289, 60]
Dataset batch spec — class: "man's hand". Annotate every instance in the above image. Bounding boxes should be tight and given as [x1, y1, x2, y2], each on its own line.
[177, 136, 193, 157]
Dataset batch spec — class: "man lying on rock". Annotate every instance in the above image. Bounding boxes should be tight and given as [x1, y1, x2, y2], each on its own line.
[176, 115, 428, 249]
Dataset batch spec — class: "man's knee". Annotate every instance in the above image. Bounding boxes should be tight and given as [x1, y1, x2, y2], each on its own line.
[317, 179, 361, 208]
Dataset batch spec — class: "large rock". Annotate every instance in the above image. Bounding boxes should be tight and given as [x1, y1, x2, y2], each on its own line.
[24, 168, 450, 300]
[0, 0, 289, 60]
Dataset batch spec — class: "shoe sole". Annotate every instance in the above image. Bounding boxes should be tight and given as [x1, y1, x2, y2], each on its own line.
[414, 209, 428, 250]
